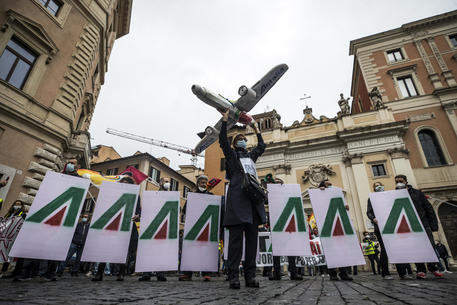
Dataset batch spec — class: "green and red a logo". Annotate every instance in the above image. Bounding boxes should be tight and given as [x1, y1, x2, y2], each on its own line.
[90, 193, 137, 232]
[140, 201, 179, 240]
[320, 197, 354, 237]
[184, 205, 220, 242]
[382, 197, 423, 234]
[26, 187, 86, 227]
[272, 197, 306, 233]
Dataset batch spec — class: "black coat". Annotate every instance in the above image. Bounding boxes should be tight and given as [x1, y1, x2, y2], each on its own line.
[72, 221, 90, 246]
[219, 121, 266, 226]
[436, 243, 449, 258]
[367, 187, 438, 231]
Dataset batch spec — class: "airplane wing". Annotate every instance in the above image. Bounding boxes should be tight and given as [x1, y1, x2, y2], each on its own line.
[235, 64, 288, 112]
[194, 118, 237, 154]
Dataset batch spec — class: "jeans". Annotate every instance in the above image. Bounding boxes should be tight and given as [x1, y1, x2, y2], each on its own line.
[57, 243, 83, 274]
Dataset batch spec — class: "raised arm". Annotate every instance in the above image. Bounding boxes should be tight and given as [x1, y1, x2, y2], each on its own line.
[218, 109, 234, 159]
[250, 123, 266, 162]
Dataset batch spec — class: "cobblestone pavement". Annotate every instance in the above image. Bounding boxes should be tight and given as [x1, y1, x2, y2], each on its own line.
[0, 272, 456, 305]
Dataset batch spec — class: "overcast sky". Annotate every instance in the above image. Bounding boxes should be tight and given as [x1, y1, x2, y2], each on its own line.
[89, 0, 457, 170]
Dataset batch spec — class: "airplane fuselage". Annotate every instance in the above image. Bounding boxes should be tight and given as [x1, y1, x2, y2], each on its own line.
[191, 84, 253, 125]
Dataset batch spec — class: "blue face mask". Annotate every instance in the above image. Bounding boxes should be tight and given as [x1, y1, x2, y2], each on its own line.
[236, 140, 247, 149]
[65, 163, 75, 173]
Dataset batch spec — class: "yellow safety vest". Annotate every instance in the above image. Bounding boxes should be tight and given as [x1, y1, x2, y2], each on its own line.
[364, 240, 375, 255]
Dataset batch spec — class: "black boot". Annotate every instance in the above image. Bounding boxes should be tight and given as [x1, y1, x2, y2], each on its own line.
[92, 269, 103, 281]
[269, 272, 281, 281]
[229, 278, 240, 289]
[339, 272, 353, 281]
[290, 273, 303, 281]
[245, 277, 260, 288]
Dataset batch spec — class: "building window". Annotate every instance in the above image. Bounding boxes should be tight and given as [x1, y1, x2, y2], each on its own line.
[0, 38, 37, 89]
[220, 158, 226, 171]
[170, 178, 179, 191]
[397, 75, 418, 98]
[371, 164, 387, 177]
[127, 164, 139, 170]
[449, 34, 457, 48]
[149, 167, 161, 183]
[183, 186, 190, 198]
[418, 130, 446, 166]
[106, 168, 118, 175]
[387, 49, 404, 62]
[39, 0, 62, 16]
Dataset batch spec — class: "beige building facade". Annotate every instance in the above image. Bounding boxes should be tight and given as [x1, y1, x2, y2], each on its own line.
[0, 0, 132, 214]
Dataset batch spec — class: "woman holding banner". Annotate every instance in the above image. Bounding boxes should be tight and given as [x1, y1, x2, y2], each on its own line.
[219, 109, 266, 289]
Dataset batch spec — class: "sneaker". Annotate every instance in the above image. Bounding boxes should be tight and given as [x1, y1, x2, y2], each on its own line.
[416, 272, 426, 279]
[203, 275, 211, 282]
[85, 271, 92, 277]
[329, 274, 339, 281]
[433, 271, 444, 278]
[383, 275, 394, 280]
[400, 274, 413, 280]
[138, 275, 151, 281]
[444, 270, 453, 274]
[179, 275, 192, 281]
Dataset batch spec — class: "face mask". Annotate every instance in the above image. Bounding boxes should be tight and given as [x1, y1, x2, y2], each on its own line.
[13, 206, 20, 210]
[236, 140, 247, 149]
[327, 185, 332, 188]
[396, 182, 406, 189]
[198, 186, 206, 192]
[65, 163, 75, 173]
[82, 218, 88, 222]
[365, 235, 370, 239]
[163, 182, 170, 190]
[375, 185, 384, 192]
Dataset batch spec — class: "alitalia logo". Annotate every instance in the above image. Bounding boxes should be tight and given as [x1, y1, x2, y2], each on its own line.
[91, 193, 137, 232]
[272, 197, 306, 233]
[184, 205, 220, 242]
[382, 197, 423, 234]
[26, 187, 86, 227]
[140, 201, 178, 240]
[320, 197, 354, 237]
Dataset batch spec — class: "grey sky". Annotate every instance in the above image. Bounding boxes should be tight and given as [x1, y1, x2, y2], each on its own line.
[89, 0, 457, 170]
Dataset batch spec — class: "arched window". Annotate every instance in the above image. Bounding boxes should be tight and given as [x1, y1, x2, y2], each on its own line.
[418, 129, 446, 166]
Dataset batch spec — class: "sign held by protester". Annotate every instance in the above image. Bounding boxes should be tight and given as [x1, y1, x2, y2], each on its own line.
[81, 181, 139, 264]
[309, 187, 365, 268]
[369, 189, 438, 263]
[268, 184, 311, 256]
[9, 171, 89, 260]
[135, 191, 180, 272]
[0, 216, 24, 262]
[181, 193, 221, 272]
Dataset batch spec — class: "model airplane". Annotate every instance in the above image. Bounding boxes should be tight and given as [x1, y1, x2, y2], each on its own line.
[192, 64, 288, 154]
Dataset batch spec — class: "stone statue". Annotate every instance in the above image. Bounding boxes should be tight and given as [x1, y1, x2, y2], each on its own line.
[369, 87, 384, 109]
[338, 93, 350, 115]
[302, 164, 336, 187]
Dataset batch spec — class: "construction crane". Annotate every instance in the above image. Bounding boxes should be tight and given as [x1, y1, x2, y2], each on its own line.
[106, 128, 203, 166]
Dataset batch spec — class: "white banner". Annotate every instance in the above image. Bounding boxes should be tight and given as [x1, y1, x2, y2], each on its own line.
[81, 181, 139, 264]
[256, 232, 326, 267]
[0, 216, 24, 262]
[309, 187, 365, 268]
[180, 193, 221, 272]
[369, 189, 438, 263]
[268, 184, 311, 256]
[9, 171, 89, 260]
[135, 191, 180, 272]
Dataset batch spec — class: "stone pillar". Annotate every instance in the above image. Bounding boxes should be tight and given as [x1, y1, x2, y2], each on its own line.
[349, 156, 371, 233]
[341, 160, 365, 234]
[443, 103, 457, 138]
[389, 150, 417, 188]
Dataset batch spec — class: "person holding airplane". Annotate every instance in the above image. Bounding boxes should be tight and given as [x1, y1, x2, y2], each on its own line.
[219, 109, 266, 290]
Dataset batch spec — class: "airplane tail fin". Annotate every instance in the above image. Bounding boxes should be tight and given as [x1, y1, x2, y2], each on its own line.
[197, 132, 205, 139]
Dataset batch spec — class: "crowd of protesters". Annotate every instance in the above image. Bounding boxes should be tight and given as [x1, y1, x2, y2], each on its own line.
[0, 110, 454, 289]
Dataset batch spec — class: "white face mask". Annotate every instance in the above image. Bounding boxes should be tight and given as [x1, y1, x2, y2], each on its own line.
[163, 182, 170, 190]
[365, 235, 370, 239]
[82, 218, 88, 222]
[375, 185, 384, 192]
[198, 186, 206, 192]
[396, 182, 406, 189]
[13, 206, 20, 210]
